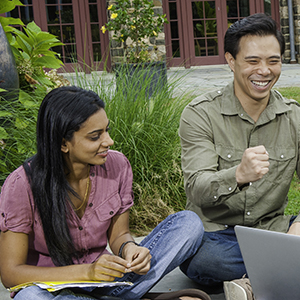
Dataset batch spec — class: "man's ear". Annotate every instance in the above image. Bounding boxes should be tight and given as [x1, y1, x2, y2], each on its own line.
[61, 139, 69, 153]
[225, 52, 235, 72]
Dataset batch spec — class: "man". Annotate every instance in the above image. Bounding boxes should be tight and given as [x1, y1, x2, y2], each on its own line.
[179, 13, 300, 300]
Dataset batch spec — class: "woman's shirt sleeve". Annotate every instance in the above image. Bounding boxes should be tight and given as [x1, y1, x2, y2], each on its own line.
[117, 153, 134, 213]
[0, 167, 34, 234]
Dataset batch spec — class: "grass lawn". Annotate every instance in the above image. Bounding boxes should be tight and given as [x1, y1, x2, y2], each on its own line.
[277, 86, 300, 102]
[277, 87, 300, 216]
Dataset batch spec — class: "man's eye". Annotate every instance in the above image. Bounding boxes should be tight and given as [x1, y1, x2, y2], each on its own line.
[269, 60, 280, 64]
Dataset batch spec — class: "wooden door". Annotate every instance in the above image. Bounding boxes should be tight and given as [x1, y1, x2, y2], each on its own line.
[185, 0, 224, 66]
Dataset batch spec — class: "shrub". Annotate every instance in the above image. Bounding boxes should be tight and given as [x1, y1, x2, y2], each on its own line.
[0, 88, 44, 183]
[102, 0, 168, 63]
[6, 21, 64, 91]
[0, 3, 66, 185]
[3, 64, 300, 235]
[66, 65, 192, 235]
[0, 1, 64, 91]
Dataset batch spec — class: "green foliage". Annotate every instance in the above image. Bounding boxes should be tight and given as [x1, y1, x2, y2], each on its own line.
[67, 64, 191, 235]
[0, 6, 66, 181]
[0, 88, 46, 184]
[102, 0, 168, 63]
[0, 0, 24, 29]
[0, 4, 67, 185]
[2, 55, 300, 235]
[0, 0, 65, 90]
[5, 21, 64, 90]
[277, 87, 300, 103]
[279, 87, 300, 217]
[1, 62, 191, 235]
[0, 0, 23, 14]
[286, 174, 300, 216]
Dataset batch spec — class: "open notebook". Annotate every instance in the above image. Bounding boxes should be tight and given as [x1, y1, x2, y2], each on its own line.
[9, 280, 133, 293]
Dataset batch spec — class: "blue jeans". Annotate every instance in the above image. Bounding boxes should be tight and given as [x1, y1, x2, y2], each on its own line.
[180, 216, 297, 286]
[180, 226, 246, 286]
[14, 211, 204, 300]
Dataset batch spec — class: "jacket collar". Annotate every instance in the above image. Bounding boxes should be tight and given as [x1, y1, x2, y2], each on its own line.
[221, 82, 292, 125]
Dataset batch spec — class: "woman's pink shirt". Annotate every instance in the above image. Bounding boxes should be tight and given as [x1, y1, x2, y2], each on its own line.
[0, 150, 134, 267]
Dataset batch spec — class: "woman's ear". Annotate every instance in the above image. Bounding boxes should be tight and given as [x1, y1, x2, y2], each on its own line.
[61, 139, 69, 153]
[225, 52, 235, 73]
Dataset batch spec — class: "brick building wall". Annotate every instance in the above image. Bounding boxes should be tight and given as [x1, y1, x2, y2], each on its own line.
[106, 0, 166, 65]
[280, 0, 300, 63]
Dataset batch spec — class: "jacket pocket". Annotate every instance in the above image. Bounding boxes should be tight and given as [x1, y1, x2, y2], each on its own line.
[216, 145, 244, 170]
[265, 148, 295, 182]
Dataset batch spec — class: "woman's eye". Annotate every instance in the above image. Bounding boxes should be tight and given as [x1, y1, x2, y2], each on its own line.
[90, 135, 100, 141]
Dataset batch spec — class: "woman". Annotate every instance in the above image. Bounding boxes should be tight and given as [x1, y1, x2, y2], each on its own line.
[0, 86, 208, 300]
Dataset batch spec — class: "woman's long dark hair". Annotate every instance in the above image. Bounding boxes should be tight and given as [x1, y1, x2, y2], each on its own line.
[23, 86, 105, 266]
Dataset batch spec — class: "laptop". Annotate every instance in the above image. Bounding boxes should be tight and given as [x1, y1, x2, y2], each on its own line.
[235, 225, 300, 300]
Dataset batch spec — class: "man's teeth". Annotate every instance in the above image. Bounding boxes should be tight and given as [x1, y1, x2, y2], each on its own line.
[252, 80, 269, 86]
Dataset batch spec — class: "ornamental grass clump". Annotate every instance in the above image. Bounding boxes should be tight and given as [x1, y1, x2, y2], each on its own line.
[102, 0, 168, 63]
[67, 64, 192, 235]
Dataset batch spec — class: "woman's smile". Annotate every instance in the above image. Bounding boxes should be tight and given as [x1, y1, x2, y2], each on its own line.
[62, 109, 114, 168]
[97, 149, 109, 157]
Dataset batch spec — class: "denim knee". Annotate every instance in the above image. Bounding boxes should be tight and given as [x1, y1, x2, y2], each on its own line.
[180, 228, 247, 285]
[174, 210, 204, 243]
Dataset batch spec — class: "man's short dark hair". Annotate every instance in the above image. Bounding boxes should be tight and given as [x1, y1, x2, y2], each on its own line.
[224, 13, 285, 58]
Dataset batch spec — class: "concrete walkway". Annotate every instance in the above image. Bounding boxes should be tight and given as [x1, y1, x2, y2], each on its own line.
[168, 63, 300, 96]
[1, 63, 300, 299]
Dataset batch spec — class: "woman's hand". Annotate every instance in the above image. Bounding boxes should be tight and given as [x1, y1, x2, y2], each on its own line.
[88, 254, 131, 281]
[107, 211, 151, 275]
[122, 244, 151, 275]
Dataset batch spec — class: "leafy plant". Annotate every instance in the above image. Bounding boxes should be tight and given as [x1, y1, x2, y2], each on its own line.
[5, 21, 64, 90]
[0, 0, 65, 91]
[0, 88, 46, 184]
[0, 0, 24, 29]
[102, 0, 168, 63]
[0, 2, 67, 186]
